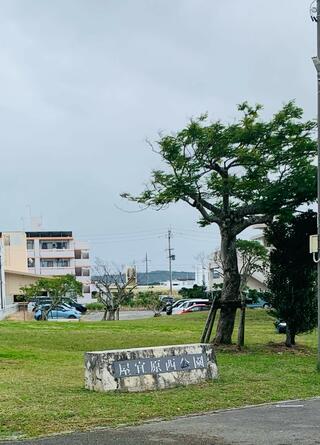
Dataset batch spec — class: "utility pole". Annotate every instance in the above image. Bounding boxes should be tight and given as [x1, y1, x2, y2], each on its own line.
[144, 252, 151, 286]
[167, 229, 175, 296]
[311, 0, 320, 370]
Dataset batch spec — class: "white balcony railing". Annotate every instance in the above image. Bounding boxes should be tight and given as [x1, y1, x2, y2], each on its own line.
[74, 258, 90, 267]
[40, 267, 75, 276]
[39, 249, 75, 259]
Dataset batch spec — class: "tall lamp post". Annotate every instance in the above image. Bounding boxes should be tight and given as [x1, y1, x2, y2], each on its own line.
[311, 0, 320, 371]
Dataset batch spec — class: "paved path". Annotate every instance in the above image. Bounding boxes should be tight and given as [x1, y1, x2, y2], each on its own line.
[82, 310, 154, 321]
[2, 398, 320, 445]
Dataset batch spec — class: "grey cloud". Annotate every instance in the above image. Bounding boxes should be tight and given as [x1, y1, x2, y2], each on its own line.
[0, 0, 315, 269]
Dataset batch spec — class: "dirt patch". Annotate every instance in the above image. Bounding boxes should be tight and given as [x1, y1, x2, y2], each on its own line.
[265, 341, 313, 355]
[213, 344, 248, 354]
[6, 311, 34, 321]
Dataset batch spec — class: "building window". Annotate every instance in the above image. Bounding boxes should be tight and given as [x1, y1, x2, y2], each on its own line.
[27, 240, 34, 250]
[40, 240, 69, 250]
[82, 268, 90, 276]
[40, 259, 70, 268]
[75, 250, 89, 259]
[27, 258, 35, 268]
[75, 267, 82, 277]
[83, 285, 90, 294]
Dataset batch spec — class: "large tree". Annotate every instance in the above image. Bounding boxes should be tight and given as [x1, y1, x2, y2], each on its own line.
[122, 102, 317, 344]
[265, 211, 317, 347]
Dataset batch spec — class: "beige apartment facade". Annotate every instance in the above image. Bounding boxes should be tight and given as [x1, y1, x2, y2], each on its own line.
[0, 230, 92, 319]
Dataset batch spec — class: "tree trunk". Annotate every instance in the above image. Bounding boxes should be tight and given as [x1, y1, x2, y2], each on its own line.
[102, 309, 108, 321]
[285, 325, 296, 347]
[214, 230, 240, 345]
[107, 309, 116, 321]
[237, 306, 246, 349]
[115, 308, 120, 320]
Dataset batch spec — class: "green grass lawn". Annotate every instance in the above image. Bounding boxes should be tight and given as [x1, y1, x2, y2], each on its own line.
[0, 310, 319, 440]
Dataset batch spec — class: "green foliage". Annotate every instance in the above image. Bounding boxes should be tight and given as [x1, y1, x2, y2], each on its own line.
[122, 102, 317, 342]
[135, 291, 163, 314]
[179, 284, 207, 299]
[236, 239, 269, 291]
[86, 302, 104, 311]
[236, 240, 268, 267]
[245, 289, 272, 304]
[122, 102, 316, 232]
[265, 211, 317, 344]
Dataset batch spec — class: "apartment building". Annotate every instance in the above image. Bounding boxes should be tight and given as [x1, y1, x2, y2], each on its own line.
[0, 231, 92, 314]
[25, 231, 92, 302]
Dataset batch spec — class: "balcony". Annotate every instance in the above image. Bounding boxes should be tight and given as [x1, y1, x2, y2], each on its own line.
[74, 258, 90, 267]
[76, 276, 91, 283]
[40, 267, 75, 276]
[39, 249, 75, 259]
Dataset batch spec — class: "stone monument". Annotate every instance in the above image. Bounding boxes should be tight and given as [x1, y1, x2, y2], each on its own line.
[85, 343, 218, 392]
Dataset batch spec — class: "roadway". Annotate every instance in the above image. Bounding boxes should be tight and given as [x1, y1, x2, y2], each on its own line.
[2, 398, 320, 444]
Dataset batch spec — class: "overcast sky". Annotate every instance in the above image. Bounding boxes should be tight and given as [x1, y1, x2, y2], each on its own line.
[0, 0, 316, 271]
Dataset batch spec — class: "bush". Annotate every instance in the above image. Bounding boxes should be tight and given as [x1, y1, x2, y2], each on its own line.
[265, 211, 317, 347]
[86, 302, 104, 311]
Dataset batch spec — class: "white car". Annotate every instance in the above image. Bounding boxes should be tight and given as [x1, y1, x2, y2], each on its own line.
[172, 299, 210, 315]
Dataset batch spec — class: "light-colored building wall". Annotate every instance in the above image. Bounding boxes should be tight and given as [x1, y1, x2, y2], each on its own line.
[2, 232, 28, 273]
[4, 270, 43, 306]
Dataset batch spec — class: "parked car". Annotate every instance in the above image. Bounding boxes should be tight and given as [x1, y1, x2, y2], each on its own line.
[275, 319, 287, 334]
[181, 304, 210, 314]
[166, 299, 188, 315]
[159, 295, 175, 311]
[34, 304, 81, 320]
[246, 298, 271, 309]
[172, 299, 210, 315]
[62, 298, 87, 313]
[28, 297, 52, 312]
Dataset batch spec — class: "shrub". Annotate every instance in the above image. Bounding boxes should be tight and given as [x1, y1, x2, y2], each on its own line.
[86, 302, 104, 311]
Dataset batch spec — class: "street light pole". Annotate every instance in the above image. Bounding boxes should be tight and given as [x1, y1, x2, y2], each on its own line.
[317, 0, 320, 373]
[168, 229, 173, 296]
[311, 0, 320, 371]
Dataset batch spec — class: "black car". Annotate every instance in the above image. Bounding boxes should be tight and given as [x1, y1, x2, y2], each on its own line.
[159, 296, 175, 311]
[62, 298, 87, 313]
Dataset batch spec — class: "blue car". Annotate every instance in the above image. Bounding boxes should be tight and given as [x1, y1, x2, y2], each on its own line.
[34, 304, 81, 320]
[246, 298, 271, 309]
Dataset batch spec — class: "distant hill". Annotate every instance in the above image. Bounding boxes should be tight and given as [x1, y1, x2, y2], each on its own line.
[137, 270, 195, 285]
[91, 270, 195, 285]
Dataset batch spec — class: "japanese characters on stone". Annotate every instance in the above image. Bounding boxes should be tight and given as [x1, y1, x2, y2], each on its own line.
[113, 354, 208, 378]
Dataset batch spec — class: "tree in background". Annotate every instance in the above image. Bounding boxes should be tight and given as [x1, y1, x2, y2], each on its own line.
[21, 275, 82, 320]
[94, 261, 137, 320]
[236, 240, 269, 347]
[265, 211, 317, 347]
[135, 291, 164, 316]
[179, 284, 207, 299]
[122, 102, 316, 344]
